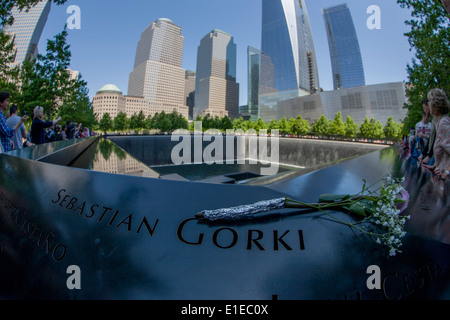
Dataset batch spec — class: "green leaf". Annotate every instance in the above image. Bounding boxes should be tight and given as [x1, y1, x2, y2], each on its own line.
[348, 202, 367, 217]
[319, 194, 351, 202]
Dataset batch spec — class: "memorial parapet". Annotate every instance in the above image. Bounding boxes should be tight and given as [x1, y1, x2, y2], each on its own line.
[0, 137, 448, 300]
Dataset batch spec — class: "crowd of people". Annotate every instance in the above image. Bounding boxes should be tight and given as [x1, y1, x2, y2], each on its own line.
[0, 91, 93, 153]
[401, 88, 450, 181]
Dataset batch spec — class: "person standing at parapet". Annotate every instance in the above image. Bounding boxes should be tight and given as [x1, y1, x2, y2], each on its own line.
[423, 88, 450, 180]
[0, 92, 27, 152]
[6, 104, 27, 150]
[30, 106, 62, 145]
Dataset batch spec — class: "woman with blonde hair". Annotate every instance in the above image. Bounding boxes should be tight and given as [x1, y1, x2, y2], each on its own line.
[30, 106, 62, 145]
[423, 88, 450, 180]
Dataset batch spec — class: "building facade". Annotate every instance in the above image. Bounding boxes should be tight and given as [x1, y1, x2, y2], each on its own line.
[184, 70, 196, 120]
[3, 1, 51, 69]
[93, 84, 189, 121]
[276, 82, 408, 126]
[259, 0, 320, 122]
[128, 18, 188, 118]
[247, 46, 262, 121]
[322, 4, 365, 90]
[92, 84, 126, 120]
[194, 29, 239, 119]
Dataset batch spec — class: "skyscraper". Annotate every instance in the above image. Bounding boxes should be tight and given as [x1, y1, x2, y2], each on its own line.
[322, 4, 365, 90]
[259, 0, 320, 121]
[247, 46, 261, 121]
[3, 1, 51, 68]
[194, 29, 239, 119]
[128, 18, 188, 117]
[261, 0, 320, 94]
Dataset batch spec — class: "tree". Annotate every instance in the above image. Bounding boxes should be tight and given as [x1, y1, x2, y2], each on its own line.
[343, 115, 359, 138]
[219, 115, 233, 131]
[98, 113, 113, 134]
[253, 117, 268, 133]
[168, 110, 188, 131]
[58, 73, 97, 128]
[311, 115, 330, 136]
[15, 26, 95, 127]
[0, 31, 20, 95]
[359, 117, 371, 139]
[268, 119, 279, 134]
[129, 113, 139, 131]
[359, 117, 385, 139]
[135, 110, 146, 129]
[232, 117, 245, 131]
[278, 116, 290, 135]
[330, 111, 345, 137]
[397, 0, 450, 132]
[242, 119, 255, 131]
[113, 112, 128, 132]
[384, 116, 403, 141]
[370, 118, 385, 140]
[154, 111, 171, 133]
[147, 113, 157, 130]
[291, 115, 310, 136]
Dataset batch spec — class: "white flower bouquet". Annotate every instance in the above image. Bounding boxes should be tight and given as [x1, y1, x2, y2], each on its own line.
[196, 175, 410, 256]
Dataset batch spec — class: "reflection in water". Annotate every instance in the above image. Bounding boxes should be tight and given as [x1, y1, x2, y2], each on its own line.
[70, 138, 297, 183]
[394, 146, 450, 244]
[70, 139, 160, 178]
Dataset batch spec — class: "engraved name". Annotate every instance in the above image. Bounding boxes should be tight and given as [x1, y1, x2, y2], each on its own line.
[51, 189, 159, 237]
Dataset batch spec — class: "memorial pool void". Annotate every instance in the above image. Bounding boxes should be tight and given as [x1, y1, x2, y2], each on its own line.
[66, 135, 388, 184]
[1, 135, 448, 300]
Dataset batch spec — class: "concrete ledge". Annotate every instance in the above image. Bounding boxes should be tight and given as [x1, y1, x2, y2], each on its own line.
[7, 136, 98, 166]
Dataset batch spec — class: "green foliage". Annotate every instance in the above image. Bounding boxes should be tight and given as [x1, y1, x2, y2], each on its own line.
[253, 118, 268, 132]
[4, 26, 97, 129]
[311, 115, 330, 136]
[0, 31, 19, 95]
[384, 116, 403, 140]
[98, 113, 113, 134]
[232, 117, 245, 131]
[278, 116, 290, 134]
[359, 117, 385, 140]
[397, 0, 450, 132]
[267, 119, 279, 134]
[113, 112, 128, 132]
[330, 111, 345, 137]
[344, 115, 359, 138]
[291, 115, 310, 136]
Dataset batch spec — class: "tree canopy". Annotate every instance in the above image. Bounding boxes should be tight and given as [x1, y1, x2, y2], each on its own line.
[398, 0, 450, 131]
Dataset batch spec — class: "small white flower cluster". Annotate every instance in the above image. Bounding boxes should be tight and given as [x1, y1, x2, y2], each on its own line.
[368, 175, 410, 256]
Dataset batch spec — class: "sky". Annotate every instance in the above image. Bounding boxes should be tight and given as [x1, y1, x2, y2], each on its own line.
[36, 0, 415, 106]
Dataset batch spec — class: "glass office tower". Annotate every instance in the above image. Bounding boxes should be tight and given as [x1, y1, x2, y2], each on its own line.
[247, 46, 262, 121]
[3, 1, 51, 68]
[261, 0, 320, 94]
[322, 4, 365, 90]
[260, 0, 319, 121]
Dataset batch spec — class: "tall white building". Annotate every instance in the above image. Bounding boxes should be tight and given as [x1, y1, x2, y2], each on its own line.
[194, 29, 239, 119]
[128, 18, 188, 118]
[3, 1, 51, 68]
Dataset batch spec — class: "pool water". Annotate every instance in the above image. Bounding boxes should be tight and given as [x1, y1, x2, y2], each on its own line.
[69, 138, 296, 182]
